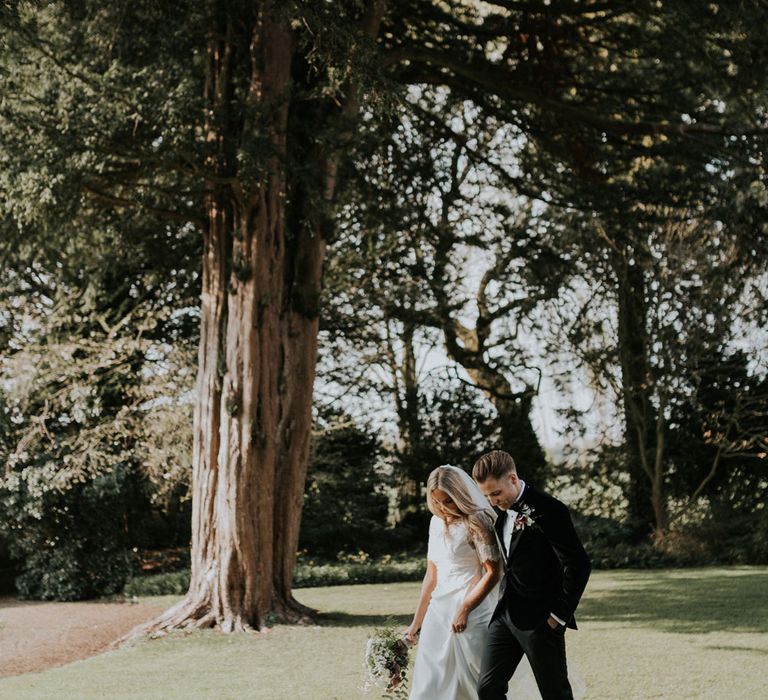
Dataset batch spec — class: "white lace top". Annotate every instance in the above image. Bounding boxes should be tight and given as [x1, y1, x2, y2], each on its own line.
[426, 515, 501, 593]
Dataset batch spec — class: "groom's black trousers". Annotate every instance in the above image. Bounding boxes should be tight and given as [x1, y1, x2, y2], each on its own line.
[477, 609, 573, 700]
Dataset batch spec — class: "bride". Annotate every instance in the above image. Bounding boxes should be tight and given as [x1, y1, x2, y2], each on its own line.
[405, 465, 583, 700]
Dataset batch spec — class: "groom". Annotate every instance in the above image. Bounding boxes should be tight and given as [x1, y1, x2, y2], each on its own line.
[472, 450, 591, 700]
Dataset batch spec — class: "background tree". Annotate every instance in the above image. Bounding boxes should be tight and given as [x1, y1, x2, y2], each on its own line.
[3, 0, 768, 631]
[0, 205, 199, 598]
[550, 203, 767, 538]
[332, 97, 556, 486]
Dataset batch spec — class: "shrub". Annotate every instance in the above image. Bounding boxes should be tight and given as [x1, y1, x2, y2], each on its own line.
[572, 513, 672, 569]
[573, 507, 768, 569]
[1, 465, 134, 600]
[670, 508, 768, 565]
[123, 554, 428, 596]
[123, 569, 190, 597]
[300, 410, 390, 558]
[293, 554, 426, 588]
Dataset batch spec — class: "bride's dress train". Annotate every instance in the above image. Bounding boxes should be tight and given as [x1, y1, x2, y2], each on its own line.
[409, 516, 585, 700]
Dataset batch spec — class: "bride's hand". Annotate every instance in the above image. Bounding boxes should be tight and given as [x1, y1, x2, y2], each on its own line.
[451, 606, 469, 634]
[404, 622, 420, 645]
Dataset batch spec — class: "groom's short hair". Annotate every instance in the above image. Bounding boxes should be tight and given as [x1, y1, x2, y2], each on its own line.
[472, 450, 517, 482]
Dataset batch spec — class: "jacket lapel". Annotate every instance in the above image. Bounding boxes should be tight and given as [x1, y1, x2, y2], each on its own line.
[506, 524, 525, 561]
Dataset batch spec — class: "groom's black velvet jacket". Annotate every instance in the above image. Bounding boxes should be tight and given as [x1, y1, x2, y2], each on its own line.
[493, 484, 591, 631]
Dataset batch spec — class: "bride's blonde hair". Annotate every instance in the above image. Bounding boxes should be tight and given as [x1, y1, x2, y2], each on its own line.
[426, 466, 494, 543]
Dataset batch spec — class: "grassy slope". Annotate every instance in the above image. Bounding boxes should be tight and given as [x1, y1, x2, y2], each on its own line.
[1, 567, 766, 699]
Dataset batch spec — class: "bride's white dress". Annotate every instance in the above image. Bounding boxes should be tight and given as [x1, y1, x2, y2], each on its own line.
[409, 516, 585, 700]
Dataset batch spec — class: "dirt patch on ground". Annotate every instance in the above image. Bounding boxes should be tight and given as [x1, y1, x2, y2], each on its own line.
[0, 597, 160, 678]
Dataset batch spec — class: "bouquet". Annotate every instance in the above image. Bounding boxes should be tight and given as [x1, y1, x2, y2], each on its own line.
[362, 624, 412, 699]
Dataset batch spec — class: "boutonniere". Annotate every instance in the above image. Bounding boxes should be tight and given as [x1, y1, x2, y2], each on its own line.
[513, 503, 536, 531]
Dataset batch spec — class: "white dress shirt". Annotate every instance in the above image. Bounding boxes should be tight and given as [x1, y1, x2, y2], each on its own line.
[501, 479, 525, 554]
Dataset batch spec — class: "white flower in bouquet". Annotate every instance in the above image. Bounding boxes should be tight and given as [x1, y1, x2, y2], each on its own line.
[362, 624, 411, 699]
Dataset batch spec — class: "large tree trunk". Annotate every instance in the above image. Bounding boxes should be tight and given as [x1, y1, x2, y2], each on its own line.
[136, 5, 320, 635]
[271, 197, 327, 619]
[651, 396, 668, 537]
[615, 258, 657, 538]
[129, 0, 386, 639]
[387, 321, 423, 522]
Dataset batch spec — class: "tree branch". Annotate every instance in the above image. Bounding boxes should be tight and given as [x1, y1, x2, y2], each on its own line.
[387, 46, 768, 138]
[81, 184, 205, 227]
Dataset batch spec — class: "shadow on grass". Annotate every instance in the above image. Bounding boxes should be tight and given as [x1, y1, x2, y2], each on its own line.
[702, 645, 768, 655]
[579, 569, 768, 634]
[315, 612, 411, 628]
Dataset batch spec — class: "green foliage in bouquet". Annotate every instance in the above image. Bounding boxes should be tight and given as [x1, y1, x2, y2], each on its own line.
[363, 623, 411, 700]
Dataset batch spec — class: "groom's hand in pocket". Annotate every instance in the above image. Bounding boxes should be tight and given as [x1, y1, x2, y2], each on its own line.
[546, 615, 563, 631]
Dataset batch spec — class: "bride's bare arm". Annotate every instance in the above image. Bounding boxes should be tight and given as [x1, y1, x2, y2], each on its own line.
[405, 560, 437, 643]
[451, 558, 501, 633]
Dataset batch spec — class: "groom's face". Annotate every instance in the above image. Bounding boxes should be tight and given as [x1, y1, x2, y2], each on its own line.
[478, 471, 521, 511]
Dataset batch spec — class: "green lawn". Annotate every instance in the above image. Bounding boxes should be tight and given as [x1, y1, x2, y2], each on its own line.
[2, 567, 766, 699]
